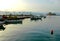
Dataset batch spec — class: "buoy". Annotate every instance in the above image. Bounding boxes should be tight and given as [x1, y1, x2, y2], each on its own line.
[51, 30, 53, 35]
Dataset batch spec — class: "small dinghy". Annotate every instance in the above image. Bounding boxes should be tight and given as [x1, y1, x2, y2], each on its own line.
[51, 30, 53, 35]
[0, 25, 5, 30]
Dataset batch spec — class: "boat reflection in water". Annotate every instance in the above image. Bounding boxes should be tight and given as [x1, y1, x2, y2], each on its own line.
[0, 25, 5, 31]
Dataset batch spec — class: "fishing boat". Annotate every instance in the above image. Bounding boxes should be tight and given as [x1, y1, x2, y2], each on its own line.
[4, 19, 23, 24]
[31, 16, 42, 20]
[0, 19, 5, 25]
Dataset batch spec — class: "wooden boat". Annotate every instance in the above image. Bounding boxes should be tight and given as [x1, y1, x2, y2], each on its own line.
[31, 16, 42, 20]
[4, 19, 22, 24]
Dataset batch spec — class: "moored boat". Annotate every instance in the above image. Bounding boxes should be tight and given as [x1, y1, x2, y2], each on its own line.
[4, 19, 23, 24]
[0, 21, 5, 24]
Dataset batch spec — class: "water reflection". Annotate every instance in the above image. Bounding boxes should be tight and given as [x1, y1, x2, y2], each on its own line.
[0, 25, 5, 31]
[0, 16, 60, 41]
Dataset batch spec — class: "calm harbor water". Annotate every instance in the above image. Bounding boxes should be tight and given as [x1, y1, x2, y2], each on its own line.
[0, 16, 60, 41]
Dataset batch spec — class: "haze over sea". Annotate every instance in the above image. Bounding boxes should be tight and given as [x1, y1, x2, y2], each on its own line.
[0, 11, 60, 16]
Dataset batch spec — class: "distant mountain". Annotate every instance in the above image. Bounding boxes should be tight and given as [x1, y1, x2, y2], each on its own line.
[47, 12, 56, 16]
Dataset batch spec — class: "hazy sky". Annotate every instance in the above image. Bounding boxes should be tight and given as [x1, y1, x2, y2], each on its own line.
[0, 0, 60, 12]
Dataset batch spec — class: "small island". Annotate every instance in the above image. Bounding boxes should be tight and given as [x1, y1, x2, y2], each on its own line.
[47, 12, 56, 16]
